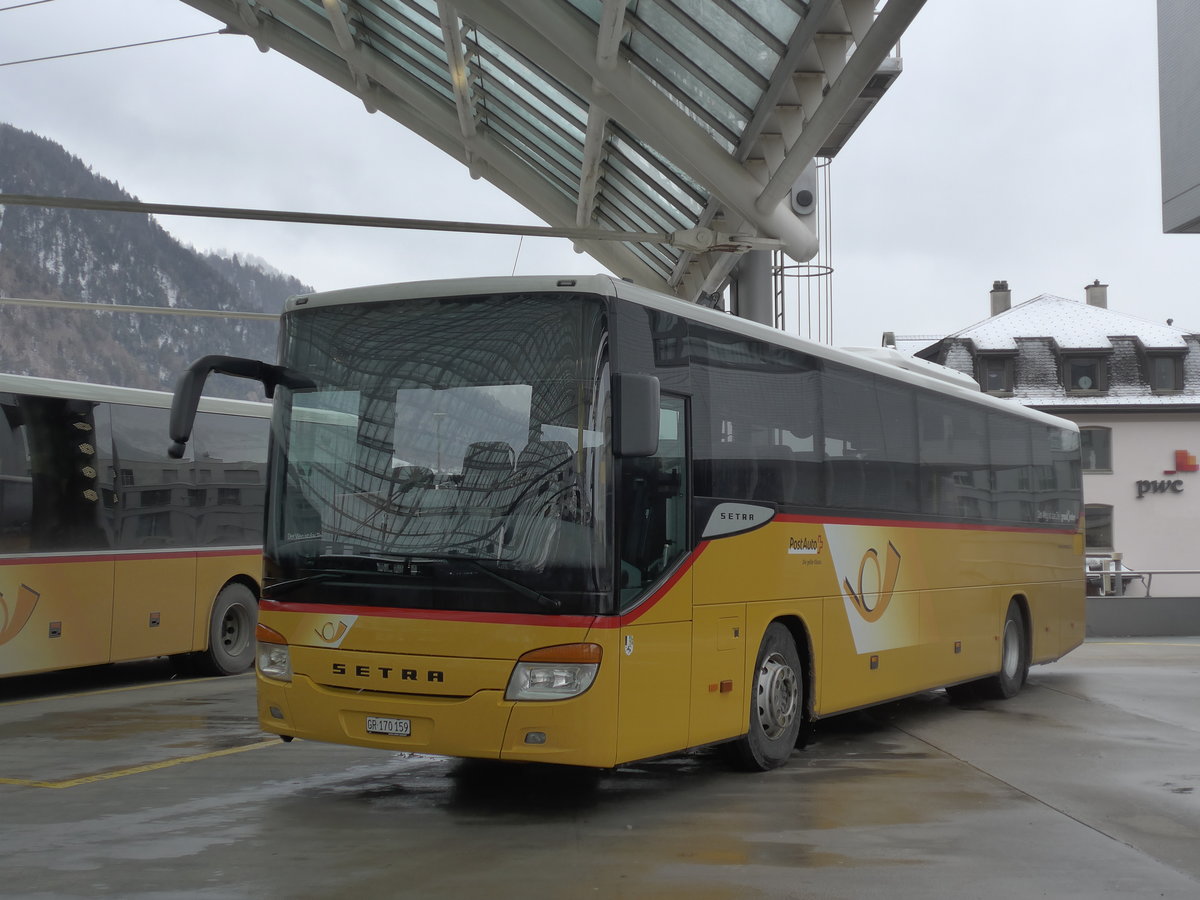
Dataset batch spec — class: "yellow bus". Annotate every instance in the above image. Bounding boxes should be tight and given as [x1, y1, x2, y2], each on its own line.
[1, 374, 269, 679]
[171, 275, 1084, 770]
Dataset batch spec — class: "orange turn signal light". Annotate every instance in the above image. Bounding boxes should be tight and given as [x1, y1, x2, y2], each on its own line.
[256, 622, 288, 644]
[517, 643, 602, 664]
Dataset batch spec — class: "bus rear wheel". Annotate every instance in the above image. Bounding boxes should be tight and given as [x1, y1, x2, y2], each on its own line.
[978, 602, 1029, 699]
[948, 601, 1028, 703]
[728, 623, 803, 771]
[195, 583, 258, 676]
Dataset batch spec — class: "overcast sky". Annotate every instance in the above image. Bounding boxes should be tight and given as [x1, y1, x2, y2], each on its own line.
[1, 0, 1194, 349]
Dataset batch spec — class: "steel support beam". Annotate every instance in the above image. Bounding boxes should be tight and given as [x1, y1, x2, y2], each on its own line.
[756, 0, 926, 213]
[454, 0, 819, 263]
[181, 0, 670, 290]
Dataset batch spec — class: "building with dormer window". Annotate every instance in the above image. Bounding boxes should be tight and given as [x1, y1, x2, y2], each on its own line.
[887, 280, 1200, 599]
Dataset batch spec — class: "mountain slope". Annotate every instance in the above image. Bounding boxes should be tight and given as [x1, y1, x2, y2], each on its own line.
[0, 123, 310, 397]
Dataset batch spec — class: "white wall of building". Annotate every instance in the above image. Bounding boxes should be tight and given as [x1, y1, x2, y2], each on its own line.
[1074, 412, 1200, 595]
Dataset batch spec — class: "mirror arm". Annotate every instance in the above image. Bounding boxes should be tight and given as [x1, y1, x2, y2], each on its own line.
[168, 355, 314, 458]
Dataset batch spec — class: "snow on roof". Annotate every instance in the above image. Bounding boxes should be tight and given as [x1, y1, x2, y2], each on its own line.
[1026, 392, 1200, 408]
[888, 335, 941, 356]
[946, 294, 1192, 351]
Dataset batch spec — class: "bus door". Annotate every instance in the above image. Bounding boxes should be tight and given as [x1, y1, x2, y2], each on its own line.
[616, 395, 692, 763]
[109, 403, 198, 662]
[0, 395, 115, 677]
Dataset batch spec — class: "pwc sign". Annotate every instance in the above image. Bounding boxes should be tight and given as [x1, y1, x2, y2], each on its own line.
[1164, 450, 1199, 475]
[1135, 449, 1198, 498]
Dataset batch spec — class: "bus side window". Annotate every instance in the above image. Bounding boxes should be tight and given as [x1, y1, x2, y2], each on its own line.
[24, 397, 111, 552]
[0, 400, 32, 553]
[620, 396, 687, 606]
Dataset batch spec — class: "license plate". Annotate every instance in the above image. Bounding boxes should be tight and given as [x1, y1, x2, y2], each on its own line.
[366, 716, 411, 737]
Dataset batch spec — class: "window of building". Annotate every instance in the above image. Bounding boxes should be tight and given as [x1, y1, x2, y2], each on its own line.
[1148, 354, 1183, 392]
[1084, 503, 1113, 551]
[978, 355, 1015, 393]
[1079, 427, 1112, 471]
[1064, 356, 1107, 392]
[140, 488, 172, 508]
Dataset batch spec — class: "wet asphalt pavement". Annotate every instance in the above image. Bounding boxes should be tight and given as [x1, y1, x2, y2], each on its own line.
[2, 639, 1198, 899]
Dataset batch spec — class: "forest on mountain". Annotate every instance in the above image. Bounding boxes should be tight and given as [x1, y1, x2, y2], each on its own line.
[0, 123, 310, 398]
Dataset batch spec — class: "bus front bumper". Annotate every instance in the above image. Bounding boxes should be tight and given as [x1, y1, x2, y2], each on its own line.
[257, 672, 617, 768]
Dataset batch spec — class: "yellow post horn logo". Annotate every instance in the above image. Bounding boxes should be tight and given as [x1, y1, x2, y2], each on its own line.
[0, 584, 41, 646]
[315, 620, 349, 644]
[844, 542, 901, 623]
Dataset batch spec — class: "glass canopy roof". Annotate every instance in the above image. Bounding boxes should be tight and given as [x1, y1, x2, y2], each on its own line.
[181, 0, 921, 303]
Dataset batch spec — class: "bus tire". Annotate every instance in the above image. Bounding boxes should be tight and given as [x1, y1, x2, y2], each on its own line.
[729, 623, 803, 771]
[196, 583, 258, 676]
[978, 601, 1029, 700]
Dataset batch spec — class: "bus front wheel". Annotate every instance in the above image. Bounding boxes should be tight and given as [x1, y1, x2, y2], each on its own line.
[196, 583, 258, 676]
[728, 623, 803, 771]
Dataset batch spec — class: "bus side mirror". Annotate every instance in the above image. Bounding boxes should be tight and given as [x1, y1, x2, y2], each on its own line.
[613, 373, 660, 458]
[168, 355, 315, 458]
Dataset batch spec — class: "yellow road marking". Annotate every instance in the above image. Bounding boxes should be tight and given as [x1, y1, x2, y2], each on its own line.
[0, 738, 280, 789]
[0, 672, 253, 707]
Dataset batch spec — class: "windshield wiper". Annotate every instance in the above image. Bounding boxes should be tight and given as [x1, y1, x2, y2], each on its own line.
[453, 557, 562, 611]
[385, 552, 561, 611]
[268, 552, 562, 611]
[265, 572, 340, 597]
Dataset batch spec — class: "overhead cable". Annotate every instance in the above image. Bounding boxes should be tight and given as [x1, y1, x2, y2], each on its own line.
[0, 0, 58, 12]
[0, 193, 782, 253]
[0, 31, 221, 68]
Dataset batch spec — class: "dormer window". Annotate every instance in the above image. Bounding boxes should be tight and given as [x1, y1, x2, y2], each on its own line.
[1147, 354, 1183, 392]
[977, 355, 1014, 394]
[1064, 355, 1107, 393]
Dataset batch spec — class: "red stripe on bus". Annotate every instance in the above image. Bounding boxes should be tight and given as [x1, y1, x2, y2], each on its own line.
[0, 547, 261, 566]
[254, 512, 1074, 630]
[259, 599, 603, 629]
[774, 512, 1078, 535]
[612, 543, 707, 627]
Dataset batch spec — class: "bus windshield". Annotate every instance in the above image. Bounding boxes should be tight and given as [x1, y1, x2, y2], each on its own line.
[265, 292, 613, 616]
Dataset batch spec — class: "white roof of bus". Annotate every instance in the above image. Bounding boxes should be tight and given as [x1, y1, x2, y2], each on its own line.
[0, 372, 271, 419]
[285, 275, 1078, 433]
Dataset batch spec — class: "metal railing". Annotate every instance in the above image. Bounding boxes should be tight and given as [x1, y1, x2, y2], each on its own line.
[1086, 554, 1200, 597]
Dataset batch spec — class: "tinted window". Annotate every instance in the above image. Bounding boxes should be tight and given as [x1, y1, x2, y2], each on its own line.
[620, 396, 688, 608]
[918, 396, 989, 519]
[111, 404, 194, 549]
[0, 397, 32, 552]
[690, 324, 822, 508]
[990, 412, 1032, 524]
[191, 411, 268, 546]
[1033, 424, 1082, 527]
[823, 366, 919, 513]
[19, 397, 112, 552]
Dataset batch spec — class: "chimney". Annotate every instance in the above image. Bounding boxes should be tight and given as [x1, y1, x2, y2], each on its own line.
[990, 280, 1011, 316]
[1085, 279, 1108, 308]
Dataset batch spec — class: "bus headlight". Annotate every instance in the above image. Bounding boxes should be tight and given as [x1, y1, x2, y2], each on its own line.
[505, 643, 601, 701]
[256, 623, 292, 682]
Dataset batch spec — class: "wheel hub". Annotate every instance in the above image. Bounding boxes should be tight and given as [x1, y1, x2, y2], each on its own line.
[756, 651, 798, 739]
[1001, 619, 1020, 678]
